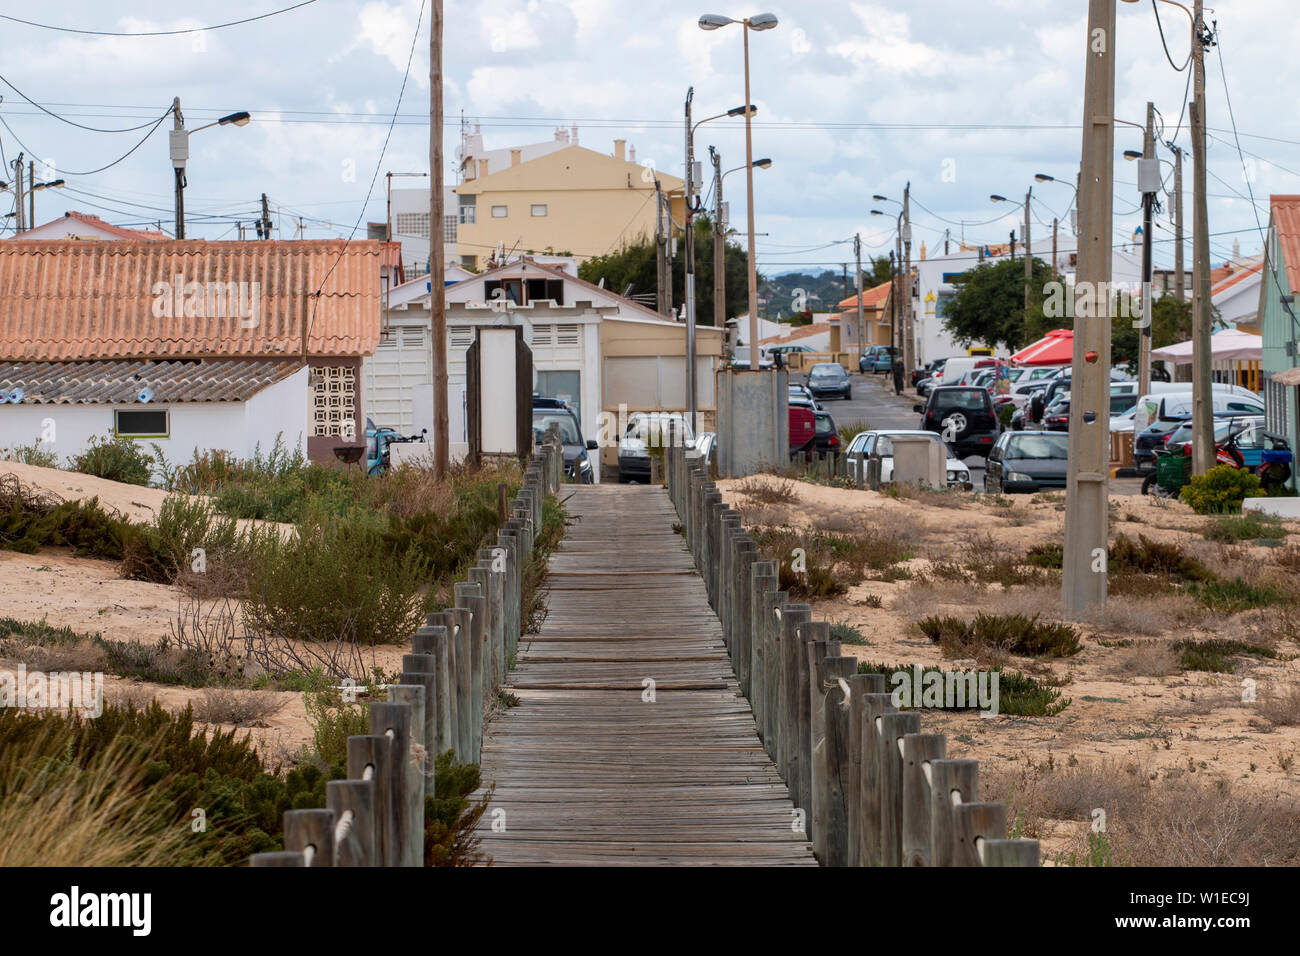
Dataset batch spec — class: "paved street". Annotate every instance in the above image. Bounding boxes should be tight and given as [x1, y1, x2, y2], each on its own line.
[802, 367, 1144, 495]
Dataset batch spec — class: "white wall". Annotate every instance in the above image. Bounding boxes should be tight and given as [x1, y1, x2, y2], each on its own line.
[0, 367, 309, 476]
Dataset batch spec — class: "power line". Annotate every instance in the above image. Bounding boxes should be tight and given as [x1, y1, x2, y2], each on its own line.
[0, 108, 170, 175]
[0, 2, 319, 37]
[0, 78, 170, 132]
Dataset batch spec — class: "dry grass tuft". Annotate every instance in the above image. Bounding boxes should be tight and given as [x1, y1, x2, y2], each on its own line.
[1259, 684, 1300, 726]
[192, 688, 285, 727]
[734, 475, 798, 505]
[1106, 641, 1177, 678]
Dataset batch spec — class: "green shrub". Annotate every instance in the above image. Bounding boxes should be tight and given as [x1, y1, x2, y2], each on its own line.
[70, 434, 154, 486]
[855, 661, 1069, 716]
[1025, 543, 1064, 568]
[1109, 533, 1213, 582]
[1180, 464, 1265, 514]
[1201, 513, 1287, 543]
[425, 750, 493, 866]
[830, 621, 868, 645]
[997, 403, 1016, 427]
[917, 612, 1081, 658]
[1172, 638, 1277, 673]
[1189, 578, 1284, 613]
[303, 687, 372, 766]
[0, 441, 59, 468]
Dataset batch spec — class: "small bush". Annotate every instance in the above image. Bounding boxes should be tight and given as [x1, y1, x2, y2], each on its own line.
[917, 612, 1081, 658]
[1180, 464, 1265, 514]
[830, 621, 868, 645]
[70, 434, 155, 486]
[734, 476, 797, 505]
[1109, 533, 1213, 582]
[1259, 684, 1300, 726]
[425, 750, 493, 867]
[1025, 543, 1064, 568]
[855, 661, 1069, 716]
[1202, 512, 1287, 543]
[0, 441, 59, 468]
[1190, 577, 1284, 612]
[193, 689, 285, 727]
[1172, 638, 1277, 673]
[303, 687, 372, 766]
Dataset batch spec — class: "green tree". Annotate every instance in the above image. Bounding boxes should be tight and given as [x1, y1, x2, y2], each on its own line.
[578, 217, 753, 325]
[942, 256, 1056, 350]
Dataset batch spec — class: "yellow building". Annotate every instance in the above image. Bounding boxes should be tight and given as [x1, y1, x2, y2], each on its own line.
[454, 140, 685, 270]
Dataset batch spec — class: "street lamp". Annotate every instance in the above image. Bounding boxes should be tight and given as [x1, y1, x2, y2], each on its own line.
[169, 98, 251, 239]
[872, 206, 908, 363]
[684, 96, 753, 431]
[699, 11, 778, 370]
[27, 175, 65, 228]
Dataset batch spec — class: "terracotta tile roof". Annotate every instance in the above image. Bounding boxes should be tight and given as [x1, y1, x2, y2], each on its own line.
[1271, 196, 1300, 294]
[835, 281, 892, 312]
[1211, 260, 1263, 295]
[758, 321, 831, 346]
[0, 357, 302, 404]
[0, 240, 383, 360]
[17, 211, 170, 241]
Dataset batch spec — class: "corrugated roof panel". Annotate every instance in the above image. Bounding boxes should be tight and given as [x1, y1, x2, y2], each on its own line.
[0, 358, 302, 404]
[0, 240, 382, 360]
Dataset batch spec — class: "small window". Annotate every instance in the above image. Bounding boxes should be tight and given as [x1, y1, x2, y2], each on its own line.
[115, 409, 169, 437]
[491, 205, 508, 218]
[531, 204, 548, 217]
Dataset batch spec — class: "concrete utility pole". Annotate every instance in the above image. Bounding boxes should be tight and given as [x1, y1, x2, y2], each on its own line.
[902, 182, 914, 373]
[260, 193, 272, 240]
[684, 87, 698, 430]
[1190, 0, 1213, 476]
[889, 250, 898, 358]
[9, 155, 24, 232]
[429, 0, 449, 480]
[854, 233, 864, 365]
[1172, 145, 1185, 301]
[1024, 187, 1033, 313]
[171, 98, 185, 239]
[743, 28, 760, 368]
[1063, 0, 1116, 615]
[712, 148, 725, 330]
[1051, 217, 1059, 283]
[1138, 101, 1156, 398]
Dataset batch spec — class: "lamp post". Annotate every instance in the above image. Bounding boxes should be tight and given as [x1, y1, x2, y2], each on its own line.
[1035, 172, 1081, 283]
[991, 192, 1034, 314]
[686, 97, 752, 429]
[714, 154, 771, 332]
[26, 161, 65, 229]
[169, 98, 251, 239]
[872, 204, 907, 367]
[700, 11, 778, 369]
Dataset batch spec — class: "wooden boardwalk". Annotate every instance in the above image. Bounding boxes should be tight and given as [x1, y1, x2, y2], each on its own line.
[477, 483, 815, 866]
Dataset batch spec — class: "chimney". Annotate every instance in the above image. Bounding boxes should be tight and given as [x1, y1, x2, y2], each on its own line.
[613, 139, 626, 161]
[510, 148, 521, 167]
[571, 124, 579, 146]
[478, 158, 489, 179]
[629, 144, 637, 164]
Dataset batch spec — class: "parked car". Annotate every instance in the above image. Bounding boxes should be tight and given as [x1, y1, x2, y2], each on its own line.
[1164, 415, 1264, 458]
[805, 362, 853, 400]
[1041, 398, 1070, 431]
[532, 397, 597, 483]
[915, 386, 1002, 458]
[984, 430, 1070, 493]
[812, 409, 841, 457]
[861, 345, 899, 374]
[694, 431, 718, 471]
[617, 410, 694, 482]
[790, 404, 816, 459]
[913, 358, 946, 388]
[789, 383, 825, 410]
[766, 344, 816, 363]
[842, 429, 972, 489]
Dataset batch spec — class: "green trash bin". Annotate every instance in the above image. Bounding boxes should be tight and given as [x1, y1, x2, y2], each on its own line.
[1155, 451, 1192, 493]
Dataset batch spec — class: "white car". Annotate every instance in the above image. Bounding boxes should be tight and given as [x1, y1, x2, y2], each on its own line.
[842, 429, 973, 489]
[617, 411, 695, 482]
[1109, 404, 1138, 433]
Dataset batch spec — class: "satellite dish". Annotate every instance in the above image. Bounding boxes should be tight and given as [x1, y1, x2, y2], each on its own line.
[138, 386, 154, 404]
[8, 387, 23, 404]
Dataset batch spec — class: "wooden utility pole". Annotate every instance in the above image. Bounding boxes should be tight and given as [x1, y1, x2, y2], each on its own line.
[854, 233, 864, 365]
[1051, 217, 1059, 283]
[1173, 146, 1185, 301]
[712, 148, 725, 329]
[902, 183, 914, 373]
[1190, 0, 1213, 476]
[429, 0, 449, 480]
[655, 180, 668, 316]
[1024, 187, 1033, 313]
[1138, 101, 1156, 399]
[1062, 0, 1116, 615]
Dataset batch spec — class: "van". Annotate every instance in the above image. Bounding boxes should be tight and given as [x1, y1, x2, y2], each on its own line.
[935, 356, 999, 387]
[1132, 386, 1263, 432]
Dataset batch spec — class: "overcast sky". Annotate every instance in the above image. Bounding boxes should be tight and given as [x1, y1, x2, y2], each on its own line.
[1, 0, 1293, 275]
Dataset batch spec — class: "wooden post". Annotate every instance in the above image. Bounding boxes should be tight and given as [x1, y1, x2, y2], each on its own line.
[775, 603, 810, 780]
[805, 636, 833, 854]
[284, 808, 336, 867]
[370, 701, 418, 867]
[764, 590, 788, 756]
[793, 619, 828, 819]
[877, 710, 920, 867]
[749, 561, 777, 741]
[953, 802, 1007, 867]
[398, 670, 437, 796]
[387, 684, 426, 867]
[859, 691, 897, 867]
[472, 559, 502, 690]
[901, 732, 946, 866]
[426, 611, 460, 759]
[845, 673, 885, 866]
[734, 538, 757, 695]
[455, 581, 486, 761]
[421, 619, 454, 759]
[929, 758, 979, 868]
[497, 481, 508, 524]
[347, 734, 392, 866]
[819, 656, 857, 866]
[327, 778, 377, 866]
[982, 839, 1040, 867]
[451, 605, 474, 761]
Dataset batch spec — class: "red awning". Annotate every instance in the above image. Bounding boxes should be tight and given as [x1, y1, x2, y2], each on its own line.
[1011, 329, 1073, 366]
